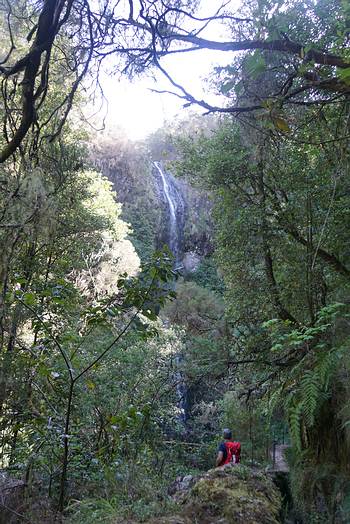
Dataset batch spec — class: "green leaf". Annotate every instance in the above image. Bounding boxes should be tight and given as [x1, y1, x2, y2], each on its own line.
[37, 364, 50, 377]
[273, 117, 291, 133]
[220, 81, 235, 94]
[245, 52, 266, 79]
[337, 67, 350, 85]
[234, 81, 243, 95]
[23, 292, 37, 306]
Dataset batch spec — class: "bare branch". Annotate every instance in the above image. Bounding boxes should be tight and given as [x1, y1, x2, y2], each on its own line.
[0, 0, 71, 163]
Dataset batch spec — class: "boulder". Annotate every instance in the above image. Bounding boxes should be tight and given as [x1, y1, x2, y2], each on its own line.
[168, 475, 195, 498]
[0, 472, 26, 524]
[181, 252, 201, 273]
[149, 464, 281, 524]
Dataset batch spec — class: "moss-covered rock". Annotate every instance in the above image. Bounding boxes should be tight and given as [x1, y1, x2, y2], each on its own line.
[146, 465, 281, 524]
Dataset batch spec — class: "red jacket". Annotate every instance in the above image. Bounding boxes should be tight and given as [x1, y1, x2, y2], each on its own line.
[219, 441, 241, 465]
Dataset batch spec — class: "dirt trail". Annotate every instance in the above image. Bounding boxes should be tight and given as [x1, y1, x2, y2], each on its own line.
[271, 444, 289, 472]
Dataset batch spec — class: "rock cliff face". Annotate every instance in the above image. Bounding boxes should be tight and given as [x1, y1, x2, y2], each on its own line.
[154, 161, 185, 264]
[90, 135, 213, 267]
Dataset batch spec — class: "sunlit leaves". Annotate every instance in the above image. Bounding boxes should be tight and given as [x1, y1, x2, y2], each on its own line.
[244, 52, 266, 79]
[273, 117, 291, 133]
[337, 67, 350, 86]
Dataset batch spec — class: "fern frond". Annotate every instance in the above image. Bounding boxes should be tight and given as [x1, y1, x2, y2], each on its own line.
[300, 370, 320, 427]
[289, 402, 303, 451]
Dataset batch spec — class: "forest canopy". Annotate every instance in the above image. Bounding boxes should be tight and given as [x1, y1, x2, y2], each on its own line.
[0, 1, 350, 523]
[0, 0, 349, 160]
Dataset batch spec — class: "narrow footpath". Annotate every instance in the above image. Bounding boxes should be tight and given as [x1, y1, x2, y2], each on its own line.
[271, 444, 289, 473]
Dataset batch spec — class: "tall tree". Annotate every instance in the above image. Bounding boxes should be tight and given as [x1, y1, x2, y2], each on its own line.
[0, 0, 348, 161]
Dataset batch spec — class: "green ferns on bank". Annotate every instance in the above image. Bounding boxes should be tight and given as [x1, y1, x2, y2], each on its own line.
[266, 303, 348, 451]
[265, 303, 350, 519]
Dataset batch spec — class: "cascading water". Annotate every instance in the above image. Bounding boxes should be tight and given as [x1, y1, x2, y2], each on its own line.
[154, 161, 188, 428]
[153, 161, 184, 263]
[173, 354, 188, 426]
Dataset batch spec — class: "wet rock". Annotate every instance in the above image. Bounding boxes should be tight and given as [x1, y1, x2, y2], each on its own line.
[168, 475, 195, 499]
[182, 251, 201, 273]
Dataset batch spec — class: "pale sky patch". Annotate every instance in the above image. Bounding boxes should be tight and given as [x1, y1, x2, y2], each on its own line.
[88, 0, 239, 139]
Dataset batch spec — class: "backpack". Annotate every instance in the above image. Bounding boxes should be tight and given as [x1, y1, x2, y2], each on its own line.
[223, 441, 240, 465]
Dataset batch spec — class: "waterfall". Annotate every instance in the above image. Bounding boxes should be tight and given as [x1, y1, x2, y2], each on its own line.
[154, 161, 188, 429]
[174, 354, 188, 426]
[153, 161, 184, 262]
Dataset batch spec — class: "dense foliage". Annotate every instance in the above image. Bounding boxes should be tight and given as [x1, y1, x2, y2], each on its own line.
[174, 18, 350, 522]
[0, 0, 349, 523]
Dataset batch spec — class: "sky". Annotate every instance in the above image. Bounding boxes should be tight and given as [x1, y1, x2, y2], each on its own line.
[89, 0, 238, 140]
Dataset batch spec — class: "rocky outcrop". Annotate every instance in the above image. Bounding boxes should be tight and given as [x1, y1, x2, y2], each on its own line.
[182, 251, 201, 273]
[0, 472, 26, 524]
[123, 464, 282, 524]
[153, 161, 186, 263]
[90, 134, 213, 264]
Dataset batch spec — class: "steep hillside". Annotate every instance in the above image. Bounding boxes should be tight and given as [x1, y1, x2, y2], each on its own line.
[90, 131, 213, 269]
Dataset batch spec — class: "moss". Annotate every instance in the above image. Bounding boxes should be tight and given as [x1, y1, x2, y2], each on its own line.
[143, 465, 281, 524]
[145, 519, 187, 524]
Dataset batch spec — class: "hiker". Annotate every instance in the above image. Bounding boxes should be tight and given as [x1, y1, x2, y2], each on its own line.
[216, 428, 241, 467]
